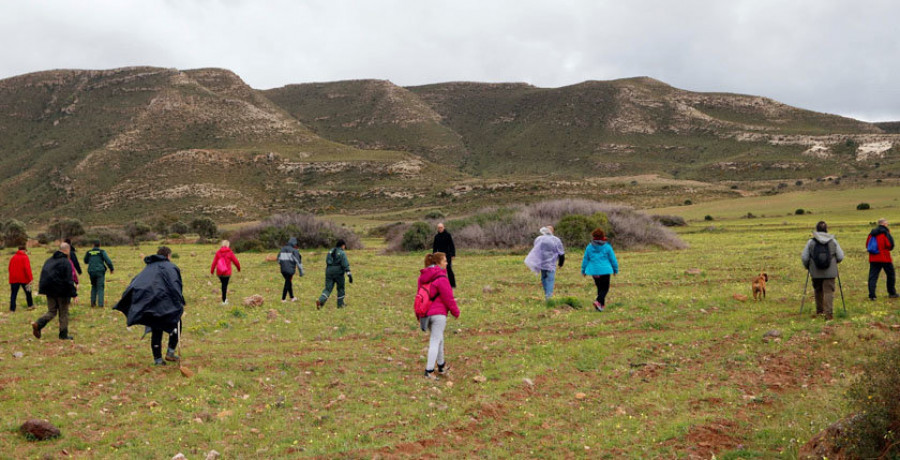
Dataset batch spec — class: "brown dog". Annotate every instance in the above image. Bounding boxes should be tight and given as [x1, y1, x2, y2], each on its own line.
[751, 272, 768, 300]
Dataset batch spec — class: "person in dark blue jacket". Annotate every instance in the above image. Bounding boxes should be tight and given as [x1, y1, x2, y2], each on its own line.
[581, 228, 619, 312]
[114, 246, 185, 365]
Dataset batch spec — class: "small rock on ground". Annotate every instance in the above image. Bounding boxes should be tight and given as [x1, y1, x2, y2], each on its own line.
[206, 450, 221, 460]
[243, 295, 264, 308]
[20, 419, 61, 440]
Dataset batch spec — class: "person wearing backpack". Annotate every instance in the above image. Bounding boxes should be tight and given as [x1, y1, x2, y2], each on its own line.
[801, 221, 845, 320]
[278, 237, 303, 303]
[866, 218, 898, 300]
[210, 240, 241, 305]
[316, 239, 352, 309]
[418, 252, 459, 379]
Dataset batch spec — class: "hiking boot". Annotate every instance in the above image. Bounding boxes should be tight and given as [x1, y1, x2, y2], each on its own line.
[890, 294, 900, 299]
[438, 362, 448, 375]
[165, 350, 180, 362]
[153, 358, 166, 366]
[424, 370, 437, 380]
[869, 297, 877, 301]
[59, 331, 74, 340]
[31, 322, 41, 339]
[316, 300, 322, 310]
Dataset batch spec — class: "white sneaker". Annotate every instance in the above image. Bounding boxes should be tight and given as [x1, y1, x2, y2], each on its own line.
[281, 299, 287, 303]
[291, 298, 297, 302]
[222, 300, 229, 306]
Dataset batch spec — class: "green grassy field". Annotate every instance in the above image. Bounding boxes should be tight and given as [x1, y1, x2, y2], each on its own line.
[1, 191, 899, 458]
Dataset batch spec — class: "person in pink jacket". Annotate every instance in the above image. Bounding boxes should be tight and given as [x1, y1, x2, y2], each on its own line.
[210, 240, 241, 305]
[417, 252, 460, 379]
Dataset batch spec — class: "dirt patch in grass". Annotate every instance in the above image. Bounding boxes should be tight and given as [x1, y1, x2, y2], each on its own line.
[665, 419, 742, 459]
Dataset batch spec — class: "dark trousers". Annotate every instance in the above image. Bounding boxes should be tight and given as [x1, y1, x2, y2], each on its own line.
[868, 262, 897, 298]
[219, 276, 230, 302]
[89, 272, 106, 307]
[446, 258, 456, 288]
[318, 273, 346, 307]
[151, 322, 180, 360]
[593, 275, 611, 306]
[36, 296, 70, 337]
[282, 273, 294, 300]
[10, 283, 33, 311]
[812, 278, 836, 319]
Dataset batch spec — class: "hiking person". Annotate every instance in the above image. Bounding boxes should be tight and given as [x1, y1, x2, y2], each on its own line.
[524, 226, 565, 299]
[83, 240, 115, 308]
[316, 239, 352, 309]
[64, 238, 83, 277]
[432, 223, 457, 288]
[866, 218, 898, 300]
[581, 228, 618, 312]
[31, 242, 78, 340]
[418, 252, 459, 379]
[278, 237, 303, 302]
[114, 246, 185, 366]
[210, 240, 241, 305]
[8, 245, 34, 312]
[801, 221, 845, 320]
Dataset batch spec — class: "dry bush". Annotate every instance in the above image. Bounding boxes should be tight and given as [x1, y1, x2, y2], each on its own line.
[231, 213, 362, 252]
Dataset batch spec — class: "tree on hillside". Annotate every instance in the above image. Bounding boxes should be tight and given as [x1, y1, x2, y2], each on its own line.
[190, 217, 218, 240]
[1, 219, 29, 248]
[47, 218, 85, 241]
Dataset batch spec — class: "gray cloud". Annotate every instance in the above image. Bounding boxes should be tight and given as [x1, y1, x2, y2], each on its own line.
[1, 0, 897, 121]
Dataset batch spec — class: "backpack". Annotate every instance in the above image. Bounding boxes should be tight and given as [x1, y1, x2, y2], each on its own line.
[867, 235, 880, 255]
[811, 240, 832, 270]
[216, 255, 230, 274]
[414, 275, 445, 319]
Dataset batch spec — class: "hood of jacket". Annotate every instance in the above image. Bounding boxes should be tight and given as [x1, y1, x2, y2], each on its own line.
[589, 239, 608, 248]
[216, 247, 234, 257]
[14, 249, 28, 257]
[870, 225, 890, 237]
[287, 237, 298, 247]
[144, 254, 169, 265]
[418, 265, 445, 284]
[811, 232, 836, 244]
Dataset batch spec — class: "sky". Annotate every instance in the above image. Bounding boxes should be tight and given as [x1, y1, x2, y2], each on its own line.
[1, 0, 898, 121]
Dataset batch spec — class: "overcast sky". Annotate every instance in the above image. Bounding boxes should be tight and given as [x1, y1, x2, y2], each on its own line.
[2, 0, 897, 121]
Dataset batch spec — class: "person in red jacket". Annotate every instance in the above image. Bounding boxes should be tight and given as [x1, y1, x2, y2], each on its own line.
[867, 218, 898, 300]
[210, 240, 241, 305]
[8, 246, 34, 311]
[417, 252, 460, 379]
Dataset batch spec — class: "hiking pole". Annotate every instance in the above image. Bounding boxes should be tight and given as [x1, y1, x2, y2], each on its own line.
[799, 270, 810, 313]
[836, 271, 847, 315]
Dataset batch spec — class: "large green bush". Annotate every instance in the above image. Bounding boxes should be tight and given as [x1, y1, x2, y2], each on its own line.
[839, 341, 900, 457]
[555, 212, 613, 249]
[190, 217, 219, 240]
[401, 222, 433, 251]
[48, 218, 85, 241]
[1, 219, 28, 248]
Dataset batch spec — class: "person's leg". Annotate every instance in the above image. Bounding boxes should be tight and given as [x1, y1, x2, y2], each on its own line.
[822, 278, 836, 320]
[885, 263, 897, 296]
[541, 270, 555, 299]
[23, 284, 33, 308]
[425, 315, 447, 373]
[89, 273, 99, 307]
[151, 328, 164, 362]
[219, 276, 230, 303]
[447, 258, 456, 288]
[10, 283, 19, 311]
[166, 321, 180, 361]
[812, 278, 825, 314]
[868, 263, 881, 299]
[58, 298, 71, 339]
[36, 296, 60, 330]
[597, 275, 611, 307]
[96, 272, 106, 307]
[318, 275, 335, 306]
[282, 273, 292, 300]
[336, 275, 346, 308]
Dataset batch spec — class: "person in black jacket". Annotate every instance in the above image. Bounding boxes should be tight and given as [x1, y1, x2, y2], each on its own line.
[32, 242, 78, 340]
[114, 246, 185, 365]
[64, 238, 83, 277]
[432, 223, 457, 288]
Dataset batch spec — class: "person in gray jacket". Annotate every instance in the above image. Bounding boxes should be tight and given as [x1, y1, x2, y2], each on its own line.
[278, 237, 303, 302]
[801, 221, 845, 320]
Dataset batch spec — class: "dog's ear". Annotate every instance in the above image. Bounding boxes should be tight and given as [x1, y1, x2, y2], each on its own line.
[763, 273, 769, 282]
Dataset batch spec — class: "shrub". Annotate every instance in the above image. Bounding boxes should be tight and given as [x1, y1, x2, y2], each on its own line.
[1, 219, 28, 248]
[190, 217, 218, 239]
[745, 212, 757, 219]
[795, 209, 805, 215]
[82, 227, 131, 246]
[795, 180, 803, 186]
[683, 200, 693, 205]
[170, 221, 190, 235]
[652, 215, 687, 227]
[857, 203, 871, 210]
[704, 215, 714, 221]
[400, 222, 433, 252]
[229, 213, 361, 252]
[47, 218, 85, 241]
[368, 222, 404, 238]
[36, 233, 51, 245]
[555, 214, 597, 249]
[124, 221, 152, 245]
[424, 210, 446, 220]
[546, 296, 583, 309]
[839, 341, 900, 457]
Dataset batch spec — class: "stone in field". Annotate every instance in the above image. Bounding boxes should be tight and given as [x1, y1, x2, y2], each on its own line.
[172, 454, 187, 460]
[266, 309, 279, 320]
[20, 419, 61, 440]
[732, 293, 748, 301]
[473, 375, 487, 383]
[243, 295, 264, 308]
[482, 285, 494, 294]
[206, 450, 221, 460]
[685, 268, 702, 275]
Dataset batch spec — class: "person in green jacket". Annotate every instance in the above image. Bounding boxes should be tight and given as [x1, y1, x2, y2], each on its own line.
[316, 239, 352, 309]
[83, 240, 114, 308]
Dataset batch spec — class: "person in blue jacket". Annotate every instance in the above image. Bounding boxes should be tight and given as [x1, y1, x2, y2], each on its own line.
[581, 228, 618, 312]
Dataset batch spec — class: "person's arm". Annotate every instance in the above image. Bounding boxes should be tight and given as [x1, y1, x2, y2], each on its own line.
[83, 252, 90, 265]
[104, 251, 115, 273]
[232, 253, 241, 272]
[210, 254, 218, 274]
[449, 235, 456, 259]
[341, 251, 350, 273]
[609, 246, 619, 275]
[25, 258, 33, 284]
[558, 254, 565, 268]
[801, 240, 811, 268]
[174, 266, 186, 306]
[437, 278, 459, 318]
[886, 231, 895, 251]
[834, 240, 845, 263]
[581, 248, 589, 276]
[71, 253, 82, 275]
